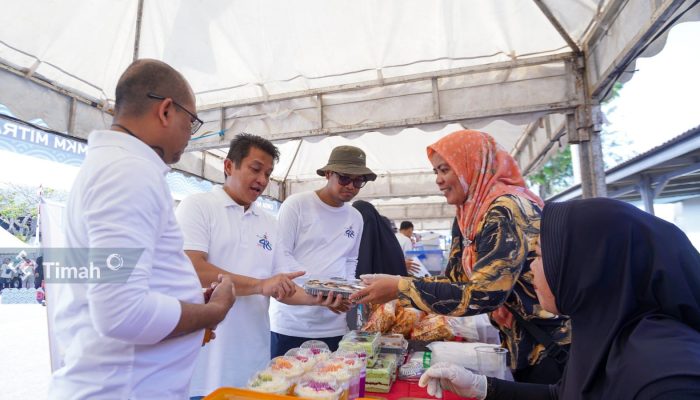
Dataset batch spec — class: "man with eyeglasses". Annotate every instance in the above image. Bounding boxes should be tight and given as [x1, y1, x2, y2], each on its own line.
[269, 145, 377, 356]
[48, 59, 235, 399]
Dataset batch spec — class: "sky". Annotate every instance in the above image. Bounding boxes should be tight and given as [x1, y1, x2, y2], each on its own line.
[603, 21, 700, 157]
[0, 150, 78, 191]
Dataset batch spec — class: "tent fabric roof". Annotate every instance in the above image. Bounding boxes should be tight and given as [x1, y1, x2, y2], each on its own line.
[1, 0, 697, 229]
[0, 0, 601, 106]
[0, 227, 29, 249]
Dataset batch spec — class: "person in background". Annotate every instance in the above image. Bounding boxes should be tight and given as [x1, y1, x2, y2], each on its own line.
[418, 198, 700, 399]
[177, 134, 346, 395]
[0, 258, 11, 290]
[48, 59, 236, 399]
[395, 220, 424, 276]
[269, 145, 373, 356]
[351, 130, 570, 384]
[395, 220, 414, 253]
[352, 200, 408, 277]
[34, 254, 43, 289]
[20, 254, 35, 289]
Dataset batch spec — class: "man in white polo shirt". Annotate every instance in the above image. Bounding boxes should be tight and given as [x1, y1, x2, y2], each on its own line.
[396, 221, 414, 253]
[48, 59, 236, 399]
[270, 145, 376, 356]
[177, 134, 345, 395]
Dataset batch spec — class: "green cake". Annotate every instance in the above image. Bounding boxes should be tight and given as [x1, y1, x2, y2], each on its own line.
[338, 330, 380, 359]
[364, 356, 397, 393]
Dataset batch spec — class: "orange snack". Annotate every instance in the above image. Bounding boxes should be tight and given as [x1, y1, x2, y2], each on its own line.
[361, 301, 396, 333]
[391, 306, 425, 338]
[410, 315, 454, 342]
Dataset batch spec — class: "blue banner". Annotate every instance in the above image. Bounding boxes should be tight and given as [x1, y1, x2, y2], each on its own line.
[0, 116, 86, 166]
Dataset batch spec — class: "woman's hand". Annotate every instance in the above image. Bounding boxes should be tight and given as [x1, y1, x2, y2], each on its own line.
[348, 274, 401, 304]
[418, 362, 488, 399]
[405, 258, 421, 275]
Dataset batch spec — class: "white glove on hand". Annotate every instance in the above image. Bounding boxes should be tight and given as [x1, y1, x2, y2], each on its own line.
[418, 362, 488, 399]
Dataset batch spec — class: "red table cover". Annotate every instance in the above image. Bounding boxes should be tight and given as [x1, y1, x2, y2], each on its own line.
[366, 379, 474, 400]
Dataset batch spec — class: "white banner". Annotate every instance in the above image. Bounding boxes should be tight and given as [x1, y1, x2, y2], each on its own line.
[40, 198, 65, 372]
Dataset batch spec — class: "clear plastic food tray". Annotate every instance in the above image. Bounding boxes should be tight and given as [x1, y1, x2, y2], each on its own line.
[303, 278, 366, 299]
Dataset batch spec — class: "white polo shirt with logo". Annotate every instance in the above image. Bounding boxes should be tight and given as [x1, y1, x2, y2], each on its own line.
[176, 186, 279, 394]
[49, 130, 204, 400]
[270, 191, 363, 338]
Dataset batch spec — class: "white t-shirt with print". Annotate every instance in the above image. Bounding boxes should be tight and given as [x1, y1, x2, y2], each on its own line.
[270, 191, 363, 338]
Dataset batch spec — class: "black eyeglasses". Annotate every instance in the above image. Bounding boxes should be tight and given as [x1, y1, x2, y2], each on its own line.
[147, 93, 203, 135]
[334, 172, 367, 189]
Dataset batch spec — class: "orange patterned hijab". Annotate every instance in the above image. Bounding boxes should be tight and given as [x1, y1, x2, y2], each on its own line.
[427, 130, 544, 275]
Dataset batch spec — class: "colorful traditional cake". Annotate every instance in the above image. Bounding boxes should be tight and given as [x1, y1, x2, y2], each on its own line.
[365, 356, 396, 393]
[379, 333, 408, 355]
[338, 331, 380, 361]
[331, 351, 363, 400]
[246, 370, 291, 395]
[308, 361, 351, 400]
[268, 356, 304, 382]
[301, 340, 331, 356]
[285, 347, 319, 372]
[294, 378, 343, 400]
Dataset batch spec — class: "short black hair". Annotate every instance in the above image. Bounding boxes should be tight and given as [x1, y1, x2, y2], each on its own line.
[400, 221, 414, 230]
[114, 59, 192, 118]
[224, 133, 280, 179]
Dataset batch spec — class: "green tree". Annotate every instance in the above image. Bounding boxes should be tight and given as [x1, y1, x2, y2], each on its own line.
[600, 82, 638, 169]
[0, 184, 67, 241]
[527, 146, 574, 199]
[527, 82, 635, 198]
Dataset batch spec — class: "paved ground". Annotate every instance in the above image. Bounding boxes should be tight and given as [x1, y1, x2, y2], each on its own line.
[0, 302, 51, 399]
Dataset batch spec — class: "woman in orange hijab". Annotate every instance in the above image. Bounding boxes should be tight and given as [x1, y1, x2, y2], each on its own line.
[351, 130, 570, 384]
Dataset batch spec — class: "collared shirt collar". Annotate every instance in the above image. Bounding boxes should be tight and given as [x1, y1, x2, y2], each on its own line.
[88, 130, 170, 175]
[213, 186, 259, 216]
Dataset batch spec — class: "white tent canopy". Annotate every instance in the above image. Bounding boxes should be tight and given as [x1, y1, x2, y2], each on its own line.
[0, 227, 29, 249]
[1, 0, 697, 229]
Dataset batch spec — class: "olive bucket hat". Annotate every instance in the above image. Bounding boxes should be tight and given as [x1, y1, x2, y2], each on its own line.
[316, 145, 377, 181]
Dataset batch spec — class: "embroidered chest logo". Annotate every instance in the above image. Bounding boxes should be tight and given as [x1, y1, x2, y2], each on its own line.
[257, 233, 272, 251]
[344, 225, 355, 239]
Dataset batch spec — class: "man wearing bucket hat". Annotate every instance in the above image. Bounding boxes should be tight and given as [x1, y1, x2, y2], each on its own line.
[269, 145, 377, 356]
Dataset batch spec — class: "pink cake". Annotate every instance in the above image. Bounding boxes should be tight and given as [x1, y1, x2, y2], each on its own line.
[294, 378, 343, 400]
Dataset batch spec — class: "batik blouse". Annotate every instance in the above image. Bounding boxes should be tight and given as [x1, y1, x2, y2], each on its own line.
[397, 194, 571, 370]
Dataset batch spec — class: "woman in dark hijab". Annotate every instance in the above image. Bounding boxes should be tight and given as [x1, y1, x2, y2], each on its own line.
[541, 198, 700, 399]
[352, 200, 408, 277]
[418, 198, 700, 399]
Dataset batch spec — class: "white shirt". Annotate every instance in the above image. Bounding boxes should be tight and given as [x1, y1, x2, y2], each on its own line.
[395, 233, 413, 253]
[176, 186, 279, 394]
[48, 130, 203, 400]
[270, 191, 363, 338]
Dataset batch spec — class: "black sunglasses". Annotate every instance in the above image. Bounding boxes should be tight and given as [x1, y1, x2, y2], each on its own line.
[147, 93, 203, 135]
[334, 172, 367, 189]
